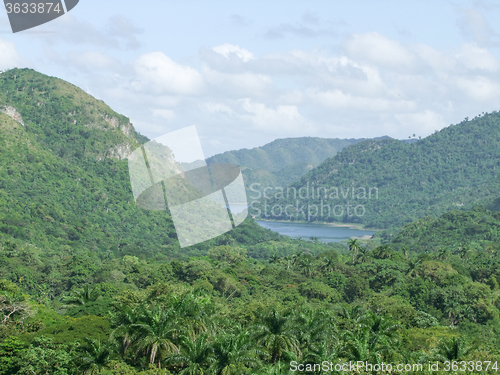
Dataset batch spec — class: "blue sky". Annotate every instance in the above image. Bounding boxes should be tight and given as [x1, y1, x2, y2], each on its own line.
[1, 0, 500, 156]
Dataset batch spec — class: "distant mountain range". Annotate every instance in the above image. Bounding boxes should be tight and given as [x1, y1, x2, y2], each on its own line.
[207, 136, 392, 191]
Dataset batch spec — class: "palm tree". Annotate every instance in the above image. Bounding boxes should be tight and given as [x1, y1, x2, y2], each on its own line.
[269, 254, 279, 264]
[437, 248, 450, 261]
[167, 333, 215, 374]
[355, 246, 372, 264]
[293, 308, 336, 351]
[432, 338, 471, 361]
[211, 331, 264, 375]
[320, 255, 336, 273]
[291, 251, 303, 266]
[298, 256, 314, 277]
[372, 245, 392, 259]
[110, 304, 142, 355]
[251, 308, 300, 364]
[78, 337, 116, 375]
[132, 305, 182, 369]
[358, 312, 401, 349]
[444, 301, 462, 327]
[62, 284, 100, 305]
[340, 312, 401, 363]
[340, 330, 383, 363]
[405, 259, 422, 278]
[347, 239, 361, 263]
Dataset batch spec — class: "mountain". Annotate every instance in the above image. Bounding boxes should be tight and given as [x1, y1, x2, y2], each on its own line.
[0, 68, 282, 259]
[256, 112, 500, 229]
[207, 137, 374, 191]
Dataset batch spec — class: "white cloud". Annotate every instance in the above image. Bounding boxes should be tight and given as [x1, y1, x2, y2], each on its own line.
[14, 7, 500, 156]
[395, 110, 447, 134]
[202, 102, 234, 114]
[455, 76, 500, 101]
[67, 50, 122, 72]
[213, 43, 254, 62]
[239, 98, 313, 133]
[307, 89, 415, 112]
[456, 8, 498, 47]
[203, 66, 273, 97]
[153, 109, 176, 121]
[343, 32, 414, 69]
[133, 52, 204, 95]
[455, 43, 499, 71]
[0, 39, 21, 70]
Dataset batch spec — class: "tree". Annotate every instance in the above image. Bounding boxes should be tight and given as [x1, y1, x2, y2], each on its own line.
[62, 284, 101, 305]
[79, 337, 116, 375]
[405, 259, 422, 278]
[347, 239, 361, 263]
[298, 256, 314, 277]
[211, 331, 263, 375]
[251, 308, 299, 364]
[131, 305, 181, 369]
[167, 333, 214, 374]
[432, 337, 471, 361]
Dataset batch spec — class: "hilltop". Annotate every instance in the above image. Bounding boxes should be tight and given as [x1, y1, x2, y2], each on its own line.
[207, 136, 386, 190]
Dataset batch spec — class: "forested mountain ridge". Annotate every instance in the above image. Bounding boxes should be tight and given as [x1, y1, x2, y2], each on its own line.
[0, 68, 146, 162]
[257, 112, 500, 229]
[207, 137, 363, 172]
[207, 137, 369, 189]
[0, 68, 284, 259]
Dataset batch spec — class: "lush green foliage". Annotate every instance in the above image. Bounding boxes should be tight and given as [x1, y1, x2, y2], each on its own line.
[1, 232, 499, 373]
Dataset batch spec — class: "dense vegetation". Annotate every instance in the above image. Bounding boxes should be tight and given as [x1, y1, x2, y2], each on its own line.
[257, 114, 500, 230]
[1, 224, 499, 374]
[1, 69, 499, 374]
[207, 137, 366, 192]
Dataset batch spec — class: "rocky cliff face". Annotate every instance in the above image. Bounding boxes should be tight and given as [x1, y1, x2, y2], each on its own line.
[0, 68, 147, 163]
[0, 106, 24, 126]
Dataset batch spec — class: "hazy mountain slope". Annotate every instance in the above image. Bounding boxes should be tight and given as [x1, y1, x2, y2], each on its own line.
[257, 112, 500, 229]
[208, 137, 363, 172]
[207, 137, 365, 189]
[0, 69, 282, 258]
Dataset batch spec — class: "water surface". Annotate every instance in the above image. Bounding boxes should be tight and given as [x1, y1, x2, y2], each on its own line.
[256, 220, 375, 243]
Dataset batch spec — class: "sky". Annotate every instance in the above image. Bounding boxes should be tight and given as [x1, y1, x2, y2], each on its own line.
[1, 0, 500, 157]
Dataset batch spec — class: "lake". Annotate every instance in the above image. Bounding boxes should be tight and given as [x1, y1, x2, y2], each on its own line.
[255, 220, 375, 243]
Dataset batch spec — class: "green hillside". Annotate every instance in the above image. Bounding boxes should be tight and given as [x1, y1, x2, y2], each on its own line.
[0, 68, 283, 260]
[207, 137, 365, 189]
[256, 113, 500, 229]
[390, 205, 500, 254]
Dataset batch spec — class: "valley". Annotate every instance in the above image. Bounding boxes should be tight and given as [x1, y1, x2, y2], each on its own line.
[0, 68, 499, 374]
